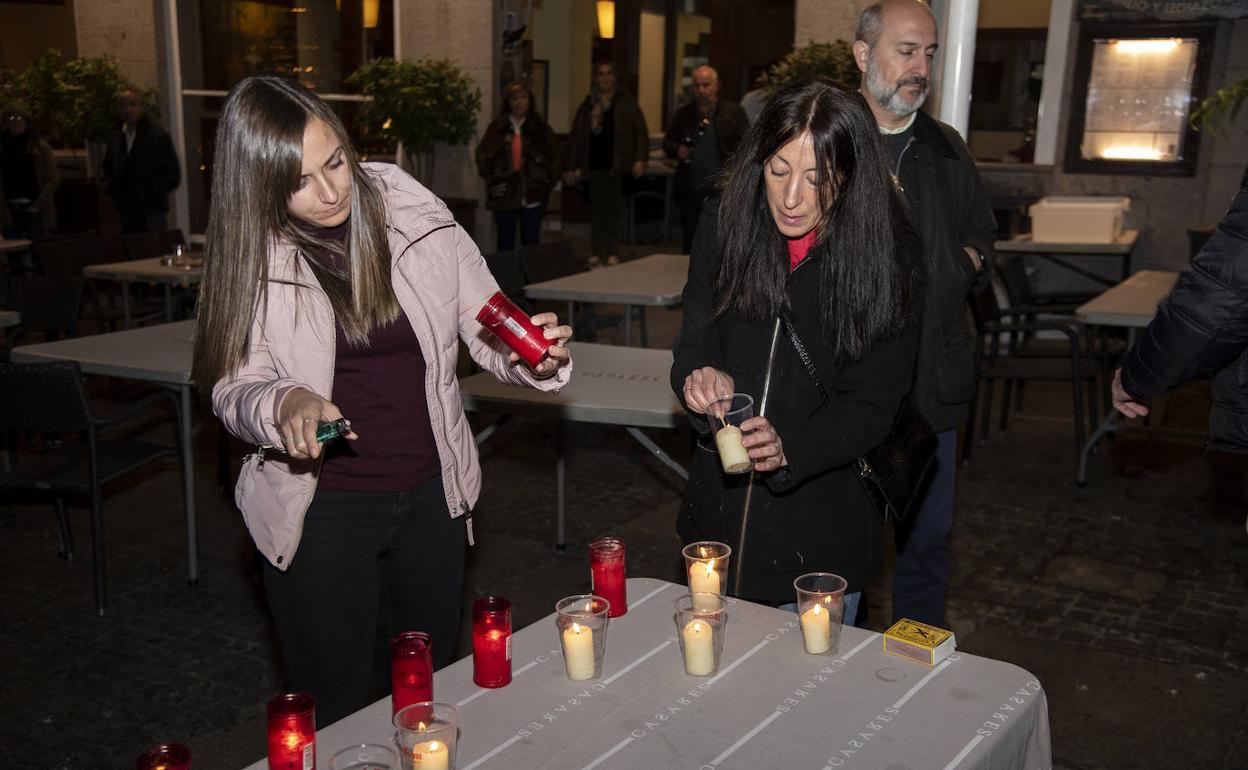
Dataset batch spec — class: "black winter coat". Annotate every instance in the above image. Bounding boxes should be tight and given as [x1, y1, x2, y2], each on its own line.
[567, 89, 650, 177]
[670, 200, 922, 601]
[896, 112, 997, 433]
[102, 117, 181, 215]
[661, 99, 750, 194]
[474, 113, 559, 210]
[1121, 167, 1248, 453]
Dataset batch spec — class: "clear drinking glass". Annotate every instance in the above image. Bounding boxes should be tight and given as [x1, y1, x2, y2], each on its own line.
[706, 394, 754, 474]
[554, 594, 610, 681]
[330, 744, 397, 770]
[394, 702, 459, 770]
[681, 541, 731, 610]
[793, 572, 848, 655]
[674, 593, 727, 676]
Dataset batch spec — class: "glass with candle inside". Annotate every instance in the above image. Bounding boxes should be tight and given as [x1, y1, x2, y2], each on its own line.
[793, 572, 848, 655]
[674, 593, 726, 676]
[136, 743, 191, 770]
[391, 631, 434, 715]
[394, 702, 458, 770]
[554, 594, 610, 681]
[330, 744, 397, 770]
[266, 692, 316, 770]
[681, 541, 731, 610]
[706, 394, 754, 474]
[474, 290, 553, 368]
[472, 596, 512, 687]
[587, 537, 627, 617]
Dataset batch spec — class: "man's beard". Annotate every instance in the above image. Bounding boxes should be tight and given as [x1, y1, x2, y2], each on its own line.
[865, 53, 929, 118]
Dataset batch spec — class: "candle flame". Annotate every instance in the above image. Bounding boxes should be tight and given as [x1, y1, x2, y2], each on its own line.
[417, 721, 427, 730]
[585, 601, 594, 612]
[692, 621, 704, 634]
[430, 741, 444, 751]
[811, 603, 824, 616]
[571, 622, 583, 634]
[700, 560, 714, 577]
[282, 729, 303, 751]
[699, 546, 709, 558]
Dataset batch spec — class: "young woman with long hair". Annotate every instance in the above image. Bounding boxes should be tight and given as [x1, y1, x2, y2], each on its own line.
[671, 78, 921, 619]
[194, 76, 572, 723]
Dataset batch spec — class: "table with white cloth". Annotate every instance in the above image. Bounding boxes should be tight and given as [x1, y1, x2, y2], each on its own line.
[523, 252, 688, 347]
[459, 342, 687, 549]
[241, 577, 1052, 770]
[0, 309, 19, 327]
[10, 320, 200, 582]
[1074, 270, 1180, 485]
[83, 256, 203, 327]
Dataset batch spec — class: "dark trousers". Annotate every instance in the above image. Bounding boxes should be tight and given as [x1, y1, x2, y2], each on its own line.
[495, 205, 543, 253]
[588, 170, 623, 259]
[262, 475, 466, 725]
[119, 208, 167, 234]
[892, 428, 957, 626]
[679, 187, 709, 254]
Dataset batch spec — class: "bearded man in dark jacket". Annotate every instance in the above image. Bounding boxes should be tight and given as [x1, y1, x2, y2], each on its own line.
[853, 0, 997, 627]
[1114, 167, 1248, 454]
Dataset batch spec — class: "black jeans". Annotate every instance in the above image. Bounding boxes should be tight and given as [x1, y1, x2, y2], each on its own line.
[495, 205, 543, 252]
[262, 475, 466, 725]
[679, 186, 710, 254]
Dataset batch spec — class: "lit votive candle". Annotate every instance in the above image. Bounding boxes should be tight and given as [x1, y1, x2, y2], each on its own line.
[410, 739, 448, 770]
[689, 560, 720, 609]
[714, 425, 751, 473]
[561, 621, 596, 680]
[682, 619, 715, 675]
[800, 601, 832, 654]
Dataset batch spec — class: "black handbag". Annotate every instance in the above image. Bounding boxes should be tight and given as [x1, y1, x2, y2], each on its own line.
[485, 170, 521, 211]
[781, 316, 937, 523]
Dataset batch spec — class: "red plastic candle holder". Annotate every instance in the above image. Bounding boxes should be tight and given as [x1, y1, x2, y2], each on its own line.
[136, 744, 191, 770]
[588, 537, 627, 618]
[472, 596, 512, 688]
[391, 630, 434, 715]
[266, 693, 315, 770]
[475, 290, 552, 368]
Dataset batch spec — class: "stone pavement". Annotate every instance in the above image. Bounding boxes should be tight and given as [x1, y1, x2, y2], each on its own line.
[2, 275, 1246, 769]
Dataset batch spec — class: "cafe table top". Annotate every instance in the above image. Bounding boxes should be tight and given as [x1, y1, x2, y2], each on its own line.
[995, 229, 1139, 254]
[10, 319, 193, 385]
[0, 237, 31, 253]
[83, 256, 203, 286]
[0, 309, 19, 328]
[242, 578, 1051, 770]
[524, 252, 689, 307]
[1075, 269, 1179, 329]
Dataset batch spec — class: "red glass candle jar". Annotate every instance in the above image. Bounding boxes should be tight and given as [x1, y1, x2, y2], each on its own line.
[475, 290, 552, 368]
[472, 596, 512, 688]
[391, 630, 434, 715]
[588, 537, 627, 618]
[136, 744, 191, 770]
[267, 693, 315, 770]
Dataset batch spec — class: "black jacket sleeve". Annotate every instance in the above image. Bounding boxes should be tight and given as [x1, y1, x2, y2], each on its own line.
[944, 124, 996, 296]
[151, 129, 182, 198]
[1121, 176, 1248, 400]
[662, 104, 690, 160]
[671, 202, 727, 419]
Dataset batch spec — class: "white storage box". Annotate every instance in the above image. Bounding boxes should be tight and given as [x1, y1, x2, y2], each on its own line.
[1028, 196, 1130, 244]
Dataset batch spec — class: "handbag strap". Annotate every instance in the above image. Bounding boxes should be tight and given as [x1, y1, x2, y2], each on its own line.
[781, 314, 829, 401]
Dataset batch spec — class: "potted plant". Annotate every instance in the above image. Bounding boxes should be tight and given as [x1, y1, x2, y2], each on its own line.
[757, 41, 859, 93]
[346, 57, 482, 185]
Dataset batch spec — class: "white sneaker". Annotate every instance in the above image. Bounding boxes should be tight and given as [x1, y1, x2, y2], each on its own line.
[586, 256, 603, 270]
[606, 255, 620, 266]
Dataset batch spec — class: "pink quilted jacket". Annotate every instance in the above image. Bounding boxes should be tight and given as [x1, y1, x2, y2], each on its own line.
[212, 163, 571, 570]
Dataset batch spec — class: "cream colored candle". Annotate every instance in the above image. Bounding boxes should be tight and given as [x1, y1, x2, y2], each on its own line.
[411, 739, 449, 770]
[689, 560, 721, 609]
[682, 619, 715, 675]
[561, 621, 596, 680]
[714, 425, 751, 473]
[799, 601, 832, 654]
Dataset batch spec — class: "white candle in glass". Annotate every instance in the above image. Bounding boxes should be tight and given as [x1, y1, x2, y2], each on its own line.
[799, 601, 832, 654]
[715, 425, 751, 473]
[411, 739, 449, 770]
[682, 619, 715, 675]
[689, 561, 721, 609]
[561, 621, 596, 680]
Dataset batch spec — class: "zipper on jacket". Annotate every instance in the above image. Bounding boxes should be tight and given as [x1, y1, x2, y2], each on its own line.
[891, 136, 915, 193]
[280, 316, 335, 568]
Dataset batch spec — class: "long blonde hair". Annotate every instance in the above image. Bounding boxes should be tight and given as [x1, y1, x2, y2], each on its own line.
[193, 76, 399, 388]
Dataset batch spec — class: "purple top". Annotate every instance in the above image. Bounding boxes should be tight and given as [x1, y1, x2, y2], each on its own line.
[300, 218, 440, 492]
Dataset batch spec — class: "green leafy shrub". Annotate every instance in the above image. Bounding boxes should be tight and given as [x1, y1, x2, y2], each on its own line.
[758, 41, 860, 94]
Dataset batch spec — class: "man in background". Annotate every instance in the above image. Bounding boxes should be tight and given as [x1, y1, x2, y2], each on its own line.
[853, 0, 997, 627]
[662, 65, 748, 253]
[103, 89, 181, 233]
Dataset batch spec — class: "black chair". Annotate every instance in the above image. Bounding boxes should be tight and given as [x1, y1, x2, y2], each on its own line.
[38, 235, 163, 329]
[0, 361, 183, 616]
[123, 229, 185, 261]
[6, 275, 84, 343]
[518, 240, 584, 283]
[963, 283, 1101, 480]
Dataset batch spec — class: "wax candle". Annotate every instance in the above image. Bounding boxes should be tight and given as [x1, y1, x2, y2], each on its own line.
[267, 694, 315, 770]
[800, 601, 832, 654]
[715, 425, 751, 473]
[410, 739, 449, 770]
[689, 560, 720, 606]
[682, 619, 715, 675]
[588, 537, 627, 617]
[391, 631, 433, 715]
[135, 744, 191, 770]
[561, 621, 596, 680]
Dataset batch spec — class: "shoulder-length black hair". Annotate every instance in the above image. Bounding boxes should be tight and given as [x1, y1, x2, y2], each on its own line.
[715, 78, 917, 362]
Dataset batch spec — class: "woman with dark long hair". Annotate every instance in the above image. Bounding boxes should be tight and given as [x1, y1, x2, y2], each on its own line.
[474, 81, 559, 252]
[194, 76, 572, 723]
[671, 78, 921, 620]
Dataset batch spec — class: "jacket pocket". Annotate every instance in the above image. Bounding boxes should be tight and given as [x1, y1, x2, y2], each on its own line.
[933, 319, 976, 405]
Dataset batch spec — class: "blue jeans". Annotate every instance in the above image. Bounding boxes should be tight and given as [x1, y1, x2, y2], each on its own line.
[495, 205, 543, 252]
[891, 428, 957, 626]
[779, 591, 861, 626]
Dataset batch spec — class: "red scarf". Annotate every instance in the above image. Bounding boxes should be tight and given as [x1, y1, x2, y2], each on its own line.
[787, 229, 818, 271]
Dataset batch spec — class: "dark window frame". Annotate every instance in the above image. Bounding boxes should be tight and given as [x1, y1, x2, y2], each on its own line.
[1063, 21, 1215, 177]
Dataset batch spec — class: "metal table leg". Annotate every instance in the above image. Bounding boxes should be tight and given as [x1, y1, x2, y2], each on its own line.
[556, 422, 566, 551]
[625, 427, 689, 481]
[176, 384, 199, 585]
